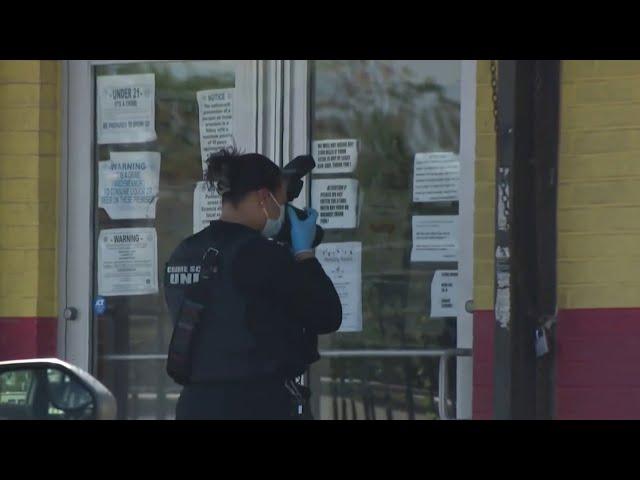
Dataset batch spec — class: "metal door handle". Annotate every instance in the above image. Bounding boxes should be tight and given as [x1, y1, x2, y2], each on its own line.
[64, 307, 78, 321]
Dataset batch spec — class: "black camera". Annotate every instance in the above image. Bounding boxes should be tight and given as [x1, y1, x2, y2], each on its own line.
[274, 155, 324, 248]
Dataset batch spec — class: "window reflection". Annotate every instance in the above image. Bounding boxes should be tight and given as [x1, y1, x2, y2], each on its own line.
[313, 357, 456, 420]
[93, 61, 236, 419]
[309, 60, 462, 419]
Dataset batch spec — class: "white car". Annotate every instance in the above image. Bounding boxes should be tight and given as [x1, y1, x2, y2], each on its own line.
[0, 358, 116, 420]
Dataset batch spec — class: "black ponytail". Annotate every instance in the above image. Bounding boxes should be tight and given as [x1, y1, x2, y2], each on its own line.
[205, 147, 282, 206]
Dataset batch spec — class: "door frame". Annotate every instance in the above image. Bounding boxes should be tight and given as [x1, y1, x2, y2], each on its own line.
[58, 60, 268, 373]
[58, 60, 477, 419]
[284, 60, 477, 419]
[457, 60, 477, 419]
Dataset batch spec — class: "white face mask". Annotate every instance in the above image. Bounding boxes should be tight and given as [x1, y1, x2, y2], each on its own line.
[261, 192, 285, 238]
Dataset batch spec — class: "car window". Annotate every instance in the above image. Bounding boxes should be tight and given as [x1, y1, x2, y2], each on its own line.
[0, 370, 35, 419]
[0, 367, 96, 420]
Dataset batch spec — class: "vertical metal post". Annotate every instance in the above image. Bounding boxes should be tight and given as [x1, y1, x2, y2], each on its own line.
[511, 61, 538, 420]
[493, 61, 516, 419]
[532, 60, 561, 420]
[493, 60, 561, 419]
[493, 61, 538, 420]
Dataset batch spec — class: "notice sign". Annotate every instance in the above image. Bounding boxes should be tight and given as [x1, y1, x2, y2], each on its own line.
[316, 242, 363, 332]
[410, 215, 458, 262]
[97, 74, 156, 145]
[197, 88, 234, 172]
[311, 178, 358, 229]
[193, 181, 222, 234]
[312, 139, 358, 174]
[413, 152, 460, 203]
[430, 270, 458, 318]
[98, 151, 161, 220]
[98, 228, 158, 297]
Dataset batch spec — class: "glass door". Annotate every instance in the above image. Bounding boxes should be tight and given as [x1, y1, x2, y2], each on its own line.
[62, 60, 271, 419]
[61, 60, 475, 420]
[285, 60, 476, 419]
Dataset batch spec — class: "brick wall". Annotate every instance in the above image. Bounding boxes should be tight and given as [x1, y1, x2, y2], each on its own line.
[0, 60, 61, 359]
[555, 60, 640, 418]
[472, 60, 496, 419]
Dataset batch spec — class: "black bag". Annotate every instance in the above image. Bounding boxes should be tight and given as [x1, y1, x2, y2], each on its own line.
[166, 247, 220, 385]
[166, 298, 205, 385]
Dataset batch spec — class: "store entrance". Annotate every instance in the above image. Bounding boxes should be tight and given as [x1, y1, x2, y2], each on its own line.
[62, 60, 265, 418]
[61, 60, 476, 419]
[292, 61, 476, 419]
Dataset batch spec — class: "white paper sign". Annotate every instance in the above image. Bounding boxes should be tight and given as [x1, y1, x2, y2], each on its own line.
[312, 139, 358, 174]
[197, 88, 234, 172]
[410, 215, 458, 262]
[98, 228, 158, 296]
[98, 152, 161, 220]
[495, 270, 511, 328]
[430, 270, 458, 317]
[193, 181, 222, 234]
[316, 242, 362, 332]
[311, 178, 358, 229]
[413, 152, 460, 202]
[97, 74, 156, 145]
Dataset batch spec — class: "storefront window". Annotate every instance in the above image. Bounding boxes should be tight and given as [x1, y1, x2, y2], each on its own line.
[308, 60, 462, 419]
[87, 60, 465, 420]
[93, 61, 236, 419]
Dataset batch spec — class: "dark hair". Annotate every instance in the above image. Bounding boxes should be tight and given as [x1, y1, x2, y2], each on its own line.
[205, 147, 282, 206]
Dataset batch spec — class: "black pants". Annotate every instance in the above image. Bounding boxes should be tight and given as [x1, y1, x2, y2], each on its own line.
[175, 378, 296, 420]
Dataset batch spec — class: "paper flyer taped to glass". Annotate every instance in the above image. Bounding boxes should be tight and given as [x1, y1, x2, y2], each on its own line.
[98, 151, 161, 220]
[97, 74, 157, 145]
[413, 152, 460, 203]
[430, 270, 458, 317]
[97, 228, 158, 297]
[311, 178, 359, 229]
[312, 139, 358, 174]
[410, 215, 459, 262]
[193, 181, 222, 234]
[316, 242, 363, 332]
[197, 88, 234, 173]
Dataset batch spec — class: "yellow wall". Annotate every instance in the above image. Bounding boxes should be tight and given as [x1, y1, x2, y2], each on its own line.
[473, 60, 640, 312]
[473, 61, 496, 311]
[0, 61, 60, 318]
[558, 60, 640, 309]
[2, 60, 637, 319]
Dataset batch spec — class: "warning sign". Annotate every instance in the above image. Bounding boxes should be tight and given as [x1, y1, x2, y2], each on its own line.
[312, 139, 358, 174]
[311, 178, 358, 229]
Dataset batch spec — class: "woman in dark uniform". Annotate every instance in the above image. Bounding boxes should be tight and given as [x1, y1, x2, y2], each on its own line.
[165, 148, 342, 420]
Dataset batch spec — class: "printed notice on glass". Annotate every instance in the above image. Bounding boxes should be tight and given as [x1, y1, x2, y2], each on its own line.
[97, 74, 156, 145]
[193, 181, 222, 234]
[312, 139, 358, 174]
[410, 215, 458, 262]
[413, 152, 460, 202]
[197, 88, 234, 172]
[316, 242, 362, 332]
[311, 178, 358, 229]
[98, 228, 158, 297]
[430, 270, 458, 317]
[98, 151, 161, 220]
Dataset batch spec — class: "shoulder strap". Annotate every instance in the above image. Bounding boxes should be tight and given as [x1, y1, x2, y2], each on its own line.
[206, 225, 260, 270]
[181, 227, 261, 306]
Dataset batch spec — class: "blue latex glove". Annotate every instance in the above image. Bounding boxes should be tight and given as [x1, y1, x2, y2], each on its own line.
[287, 205, 318, 255]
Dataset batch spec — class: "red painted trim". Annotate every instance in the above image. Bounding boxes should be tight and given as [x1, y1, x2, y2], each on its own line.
[473, 310, 494, 419]
[0, 317, 57, 361]
[473, 307, 640, 419]
[556, 308, 640, 419]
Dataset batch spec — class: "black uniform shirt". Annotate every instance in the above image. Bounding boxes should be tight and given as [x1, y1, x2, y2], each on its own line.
[165, 220, 342, 380]
[223, 220, 342, 375]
